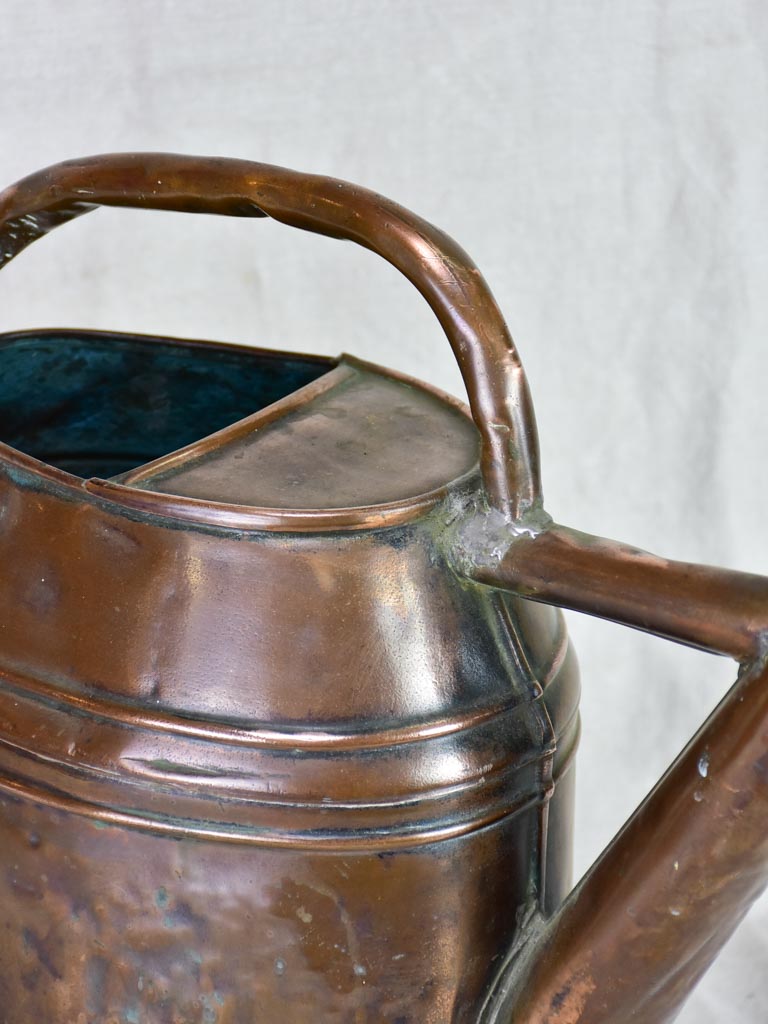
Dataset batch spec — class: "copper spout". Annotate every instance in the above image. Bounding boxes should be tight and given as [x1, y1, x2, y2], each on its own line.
[463, 522, 768, 1023]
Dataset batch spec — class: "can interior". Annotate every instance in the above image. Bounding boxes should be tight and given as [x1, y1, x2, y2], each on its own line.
[0, 330, 333, 479]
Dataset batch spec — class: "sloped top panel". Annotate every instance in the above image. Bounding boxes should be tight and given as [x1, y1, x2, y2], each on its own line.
[124, 358, 479, 510]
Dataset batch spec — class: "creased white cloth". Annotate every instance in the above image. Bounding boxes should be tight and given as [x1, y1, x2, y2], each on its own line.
[0, 1, 766, 1019]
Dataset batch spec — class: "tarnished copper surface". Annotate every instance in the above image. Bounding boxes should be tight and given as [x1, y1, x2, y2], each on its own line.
[0, 322, 579, 1019]
[0, 154, 765, 1023]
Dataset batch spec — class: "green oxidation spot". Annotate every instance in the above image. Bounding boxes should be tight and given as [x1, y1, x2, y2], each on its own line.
[200, 993, 219, 1023]
[155, 887, 169, 909]
[124, 1010, 140, 1024]
[214, 992, 225, 1005]
[163, 914, 174, 929]
[92, 820, 108, 830]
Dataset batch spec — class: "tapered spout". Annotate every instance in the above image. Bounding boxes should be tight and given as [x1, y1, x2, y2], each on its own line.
[457, 520, 768, 1024]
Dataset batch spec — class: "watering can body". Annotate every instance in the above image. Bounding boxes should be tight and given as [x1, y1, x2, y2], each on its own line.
[0, 329, 578, 1022]
[0, 154, 765, 1024]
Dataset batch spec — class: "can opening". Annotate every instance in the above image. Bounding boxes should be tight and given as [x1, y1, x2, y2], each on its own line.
[0, 330, 332, 479]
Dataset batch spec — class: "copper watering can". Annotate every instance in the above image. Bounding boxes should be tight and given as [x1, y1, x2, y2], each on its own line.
[0, 154, 765, 1024]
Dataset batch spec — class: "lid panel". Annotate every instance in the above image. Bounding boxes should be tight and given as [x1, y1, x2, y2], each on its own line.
[130, 358, 479, 510]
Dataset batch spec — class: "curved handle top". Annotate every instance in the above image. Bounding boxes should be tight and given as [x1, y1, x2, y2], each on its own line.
[0, 152, 541, 520]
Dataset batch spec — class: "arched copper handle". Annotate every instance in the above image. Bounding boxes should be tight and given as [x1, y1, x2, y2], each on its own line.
[0, 152, 540, 521]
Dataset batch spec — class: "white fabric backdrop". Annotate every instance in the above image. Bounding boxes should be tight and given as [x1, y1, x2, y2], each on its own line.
[1, 1, 766, 1019]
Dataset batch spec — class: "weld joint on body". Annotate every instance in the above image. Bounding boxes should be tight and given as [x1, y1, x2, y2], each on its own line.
[446, 493, 553, 578]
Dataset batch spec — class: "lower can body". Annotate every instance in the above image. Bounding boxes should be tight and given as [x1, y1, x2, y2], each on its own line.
[0, 793, 561, 1024]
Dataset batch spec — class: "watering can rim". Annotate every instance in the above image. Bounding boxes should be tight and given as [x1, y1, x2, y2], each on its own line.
[0, 326, 483, 534]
